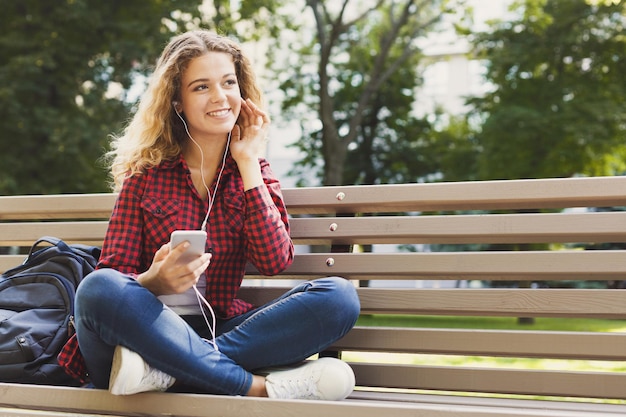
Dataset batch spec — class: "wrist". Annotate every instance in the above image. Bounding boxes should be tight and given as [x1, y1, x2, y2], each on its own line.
[137, 271, 160, 296]
[237, 159, 263, 191]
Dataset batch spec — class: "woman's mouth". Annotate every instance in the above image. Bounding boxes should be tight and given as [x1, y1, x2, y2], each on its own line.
[207, 109, 230, 117]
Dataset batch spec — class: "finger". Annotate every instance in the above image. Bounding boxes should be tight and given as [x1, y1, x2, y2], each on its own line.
[245, 99, 270, 125]
[153, 243, 171, 262]
[192, 253, 212, 274]
[239, 98, 254, 123]
[246, 98, 264, 113]
[181, 254, 212, 288]
[256, 111, 270, 128]
[168, 240, 190, 264]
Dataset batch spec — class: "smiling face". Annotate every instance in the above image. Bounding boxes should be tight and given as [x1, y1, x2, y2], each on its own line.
[178, 52, 242, 141]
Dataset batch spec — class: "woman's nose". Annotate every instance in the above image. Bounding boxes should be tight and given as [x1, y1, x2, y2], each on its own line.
[209, 87, 226, 102]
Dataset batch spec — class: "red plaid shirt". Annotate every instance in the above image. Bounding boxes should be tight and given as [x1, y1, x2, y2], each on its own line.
[58, 153, 293, 382]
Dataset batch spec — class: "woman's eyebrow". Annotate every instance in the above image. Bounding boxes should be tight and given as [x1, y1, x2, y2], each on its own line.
[187, 73, 236, 88]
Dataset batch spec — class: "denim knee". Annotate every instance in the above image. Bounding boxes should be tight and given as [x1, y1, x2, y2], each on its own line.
[75, 268, 126, 316]
[76, 269, 115, 303]
[319, 276, 361, 326]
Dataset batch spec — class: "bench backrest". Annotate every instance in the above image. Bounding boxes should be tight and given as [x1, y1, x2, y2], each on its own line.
[2, 176, 626, 400]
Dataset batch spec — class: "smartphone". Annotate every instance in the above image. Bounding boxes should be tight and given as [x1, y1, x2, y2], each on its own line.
[170, 230, 207, 264]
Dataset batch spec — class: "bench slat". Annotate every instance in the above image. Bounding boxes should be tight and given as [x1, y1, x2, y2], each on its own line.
[0, 256, 25, 273]
[245, 251, 626, 280]
[0, 383, 430, 417]
[284, 176, 626, 213]
[2, 176, 626, 219]
[5, 210, 626, 249]
[291, 211, 626, 244]
[0, 194, 115, 220]
[1, 395, 623, 417]
[5, 250, 623, 278]
[352, 363, 626, 399]
[0, 409, 102, 417]
[334, 327, 626, 360]
[239, 287, 626, 318]
[358, 288, 626, 318]
[0, 222, 109, 247]
[350, 392, 626, 415]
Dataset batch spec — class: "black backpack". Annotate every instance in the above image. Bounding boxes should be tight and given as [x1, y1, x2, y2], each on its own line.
[0, 236, 100, 385]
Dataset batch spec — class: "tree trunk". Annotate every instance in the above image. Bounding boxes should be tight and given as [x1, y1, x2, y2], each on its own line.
[322, 131, 348, 186]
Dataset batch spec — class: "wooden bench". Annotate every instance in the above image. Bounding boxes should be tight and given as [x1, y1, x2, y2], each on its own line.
[2, 176, 626, 416]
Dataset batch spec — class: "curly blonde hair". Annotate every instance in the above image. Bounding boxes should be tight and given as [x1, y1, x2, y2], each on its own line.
[107, 30, 263, 191]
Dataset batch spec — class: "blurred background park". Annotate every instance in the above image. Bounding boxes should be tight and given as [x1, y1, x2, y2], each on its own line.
[1, 0, 625, 196]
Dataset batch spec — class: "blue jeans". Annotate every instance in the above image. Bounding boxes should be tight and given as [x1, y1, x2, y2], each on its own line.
[74, 269, 360, 395]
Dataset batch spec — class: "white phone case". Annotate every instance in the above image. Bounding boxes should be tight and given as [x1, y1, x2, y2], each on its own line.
[170, 230, 207, 263]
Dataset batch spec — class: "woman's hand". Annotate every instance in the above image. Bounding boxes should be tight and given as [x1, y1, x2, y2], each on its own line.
[137, 242, 212, 296]
[230, 98, 270, 163]
[230, 98, 270, 191]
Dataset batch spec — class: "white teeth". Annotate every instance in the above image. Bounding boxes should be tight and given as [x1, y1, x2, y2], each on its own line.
[208, 109, 229, 117]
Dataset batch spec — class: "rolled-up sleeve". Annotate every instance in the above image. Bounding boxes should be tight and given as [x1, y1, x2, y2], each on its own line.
[243, 160, 294, 276]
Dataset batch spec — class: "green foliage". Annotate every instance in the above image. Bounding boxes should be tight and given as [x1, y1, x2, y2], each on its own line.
[424, 113, 480, 182]
[275, 0, 467, 186]
[208, 0, 297, 42]
[0, 0, 202, 195]
[469, 0, 626, 180]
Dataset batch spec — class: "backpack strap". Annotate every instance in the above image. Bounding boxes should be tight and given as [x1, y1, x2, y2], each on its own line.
[28, 236, 71, 257]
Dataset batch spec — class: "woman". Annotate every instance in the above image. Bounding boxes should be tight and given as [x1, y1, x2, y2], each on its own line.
[61, 30, 360, 400]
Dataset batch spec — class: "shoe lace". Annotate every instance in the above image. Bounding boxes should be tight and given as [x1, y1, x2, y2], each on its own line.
[273, 369, 322, 400]
[277, 378, 318, 399]
[143, 363, 173, 389]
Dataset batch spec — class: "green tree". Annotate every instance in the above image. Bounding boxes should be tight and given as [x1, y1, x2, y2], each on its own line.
[469, 0, 626, 180]
[208, 0, 296, 42]
[274, 0, 466, 186]
[463, 0, 626, 306]
[0, 0, 203, 195]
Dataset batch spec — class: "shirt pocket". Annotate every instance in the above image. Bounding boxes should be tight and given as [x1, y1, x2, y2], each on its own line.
[222, 192, 245, 234]
[141, 196, 180, 236]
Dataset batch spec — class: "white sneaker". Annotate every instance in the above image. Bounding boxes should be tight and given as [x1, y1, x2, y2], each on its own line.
[265, 357, 355, 401]
[109, 345, 175, 395]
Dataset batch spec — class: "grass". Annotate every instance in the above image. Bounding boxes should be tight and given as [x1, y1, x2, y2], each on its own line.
[356, 314, 626, 332]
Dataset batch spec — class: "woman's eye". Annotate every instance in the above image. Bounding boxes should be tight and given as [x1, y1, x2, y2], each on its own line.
[194, 84, 208, 91]
[225, 79, 238, 87]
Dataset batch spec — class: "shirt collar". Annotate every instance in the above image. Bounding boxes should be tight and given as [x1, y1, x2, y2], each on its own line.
[160, 152, 237, 176]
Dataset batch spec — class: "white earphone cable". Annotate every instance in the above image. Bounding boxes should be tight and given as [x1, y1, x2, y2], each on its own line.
[176, 109, 232, 351]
